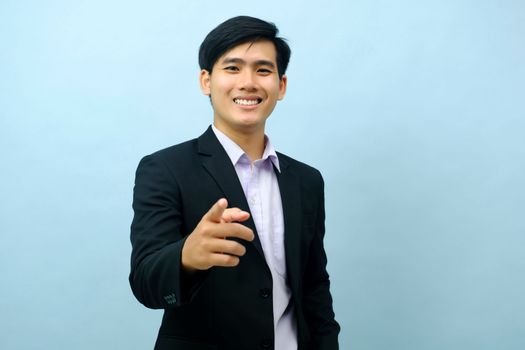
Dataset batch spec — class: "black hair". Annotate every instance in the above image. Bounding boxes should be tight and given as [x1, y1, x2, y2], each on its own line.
[199, 16, 291, 79]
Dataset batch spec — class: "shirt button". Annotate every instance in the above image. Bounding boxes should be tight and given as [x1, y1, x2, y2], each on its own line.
[259, 288, 271, 299]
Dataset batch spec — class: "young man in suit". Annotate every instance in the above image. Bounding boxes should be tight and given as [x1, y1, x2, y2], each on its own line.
[130, 16, 340, 350]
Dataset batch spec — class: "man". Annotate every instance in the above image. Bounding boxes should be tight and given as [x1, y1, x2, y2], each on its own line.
[130, 16, 340, 350]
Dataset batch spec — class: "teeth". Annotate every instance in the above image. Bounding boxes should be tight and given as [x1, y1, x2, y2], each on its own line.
[234, 98, 259, 106]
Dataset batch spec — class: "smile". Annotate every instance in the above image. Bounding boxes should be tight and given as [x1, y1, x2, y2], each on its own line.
[233, 98, 262, 106]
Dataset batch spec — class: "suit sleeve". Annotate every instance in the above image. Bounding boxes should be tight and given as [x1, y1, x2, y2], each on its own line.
[303, 172, 341, 350]
[129, 154, 205, 309]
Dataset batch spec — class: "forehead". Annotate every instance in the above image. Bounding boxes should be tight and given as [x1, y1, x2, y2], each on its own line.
[216, 40, 277, 65]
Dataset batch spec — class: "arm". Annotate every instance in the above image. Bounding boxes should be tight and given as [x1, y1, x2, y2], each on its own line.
[129, 154, 253, 309]
[129, 155, 189, 309]
[303, 173, 341, 350]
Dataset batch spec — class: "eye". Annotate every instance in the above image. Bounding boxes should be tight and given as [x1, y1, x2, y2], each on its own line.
[224, 66, 239, 72]
[257, 68, 272, 75]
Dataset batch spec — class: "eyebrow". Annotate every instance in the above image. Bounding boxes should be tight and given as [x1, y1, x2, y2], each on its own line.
[221, 57, 276, 69]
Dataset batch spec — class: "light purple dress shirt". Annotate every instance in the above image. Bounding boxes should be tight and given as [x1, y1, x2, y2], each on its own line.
[212, 125, 297, 350]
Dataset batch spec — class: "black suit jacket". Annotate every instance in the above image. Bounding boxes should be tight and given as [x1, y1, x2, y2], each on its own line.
[130, 127, 339, 350]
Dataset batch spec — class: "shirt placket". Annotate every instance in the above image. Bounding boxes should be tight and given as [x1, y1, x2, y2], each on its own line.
[246, 162, 263, 236]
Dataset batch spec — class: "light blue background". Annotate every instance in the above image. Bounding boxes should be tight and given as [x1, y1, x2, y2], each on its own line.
[1, 0, 524, 349]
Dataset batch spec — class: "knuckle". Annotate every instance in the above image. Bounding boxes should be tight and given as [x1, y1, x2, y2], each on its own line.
[200, 225, 212, 236]
[223, 241, 236, 254]
[200, 240, 210, 251]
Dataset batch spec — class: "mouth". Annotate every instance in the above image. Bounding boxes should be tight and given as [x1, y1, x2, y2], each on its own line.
[233, 97, 263, 106]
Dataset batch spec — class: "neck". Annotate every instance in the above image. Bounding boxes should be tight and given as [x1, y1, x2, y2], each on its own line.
[213, 122, 265, 162]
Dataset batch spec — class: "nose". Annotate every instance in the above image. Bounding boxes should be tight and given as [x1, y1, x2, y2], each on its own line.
[238, 70, 257, 91]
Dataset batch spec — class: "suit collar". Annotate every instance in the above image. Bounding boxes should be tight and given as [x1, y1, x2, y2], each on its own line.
[209, 125, 281, 172]
[196, 126, 224, 157]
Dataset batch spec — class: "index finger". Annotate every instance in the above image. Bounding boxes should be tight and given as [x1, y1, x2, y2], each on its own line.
[204, 198, 228, 223]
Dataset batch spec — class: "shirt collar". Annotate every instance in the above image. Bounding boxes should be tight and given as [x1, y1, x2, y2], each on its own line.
[212, 124, 281, 172]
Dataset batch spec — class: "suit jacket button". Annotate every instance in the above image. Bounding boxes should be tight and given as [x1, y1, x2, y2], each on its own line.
[260, 338, 272, 348]
[259, 288, 271, 299]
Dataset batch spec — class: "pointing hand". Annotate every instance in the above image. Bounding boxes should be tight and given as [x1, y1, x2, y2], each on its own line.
[181, 199, 254, 272]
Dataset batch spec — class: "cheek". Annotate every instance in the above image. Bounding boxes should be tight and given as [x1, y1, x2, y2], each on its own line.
[265, 80, 283, 98]
[209, 84, 224, 99]
[210, 93, 224, 109]
[268, 88, 282, 101]
[211, 76, 234, 91]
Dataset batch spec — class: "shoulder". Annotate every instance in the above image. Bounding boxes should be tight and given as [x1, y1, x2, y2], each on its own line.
[137, 137, 201, 169]
[135, 138, 201, 182]
[276, 151, 324, 185]
[144, 138, 199, 163]
[277, 151, 323, 178]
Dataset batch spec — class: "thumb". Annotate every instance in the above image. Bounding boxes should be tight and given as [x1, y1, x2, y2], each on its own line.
[205, 198, 228, 223]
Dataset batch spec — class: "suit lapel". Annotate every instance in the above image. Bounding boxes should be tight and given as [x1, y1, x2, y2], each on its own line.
[196, 127, 302, 292]
[275, 155, 302, 294]
[197, 127, 266, 259]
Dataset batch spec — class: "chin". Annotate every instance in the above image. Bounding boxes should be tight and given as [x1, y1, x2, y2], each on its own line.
[234, 120, 265, 132]
[232, 114, 264, 126]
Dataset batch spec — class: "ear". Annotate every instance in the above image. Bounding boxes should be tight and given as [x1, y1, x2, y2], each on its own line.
[199, 69, 211, 95]
[277, 74, 287, 100]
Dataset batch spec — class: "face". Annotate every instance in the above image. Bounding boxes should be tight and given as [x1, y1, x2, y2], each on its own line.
[200, 40, 287, 137]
